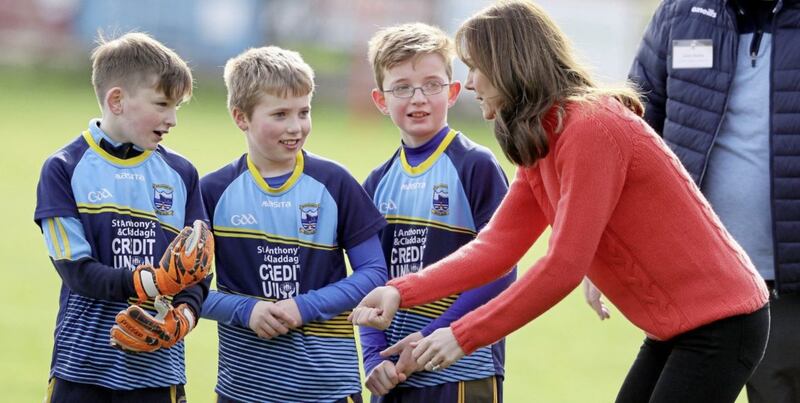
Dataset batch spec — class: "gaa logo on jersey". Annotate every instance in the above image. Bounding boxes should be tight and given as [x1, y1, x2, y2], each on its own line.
[299, 203, 320, 235]
[87, 188, 113, 203]
[153, 184, 174, 216]
[431, 184, 449, 216]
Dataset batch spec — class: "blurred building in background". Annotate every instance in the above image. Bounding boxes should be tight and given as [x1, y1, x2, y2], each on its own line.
[0, 0, 659, 112]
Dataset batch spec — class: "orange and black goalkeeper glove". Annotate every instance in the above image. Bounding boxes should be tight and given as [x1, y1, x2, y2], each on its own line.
[110, 296, 195, 353]
[133, 220, 214, 302]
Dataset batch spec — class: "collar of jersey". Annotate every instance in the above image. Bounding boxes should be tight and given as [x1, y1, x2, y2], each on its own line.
[399, 128, 457, 176]
[247, 151, 304, 195]
[82, 131, 152, 166]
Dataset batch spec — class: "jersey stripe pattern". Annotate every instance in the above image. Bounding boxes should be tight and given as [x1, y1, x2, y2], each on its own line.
[34, 127, 206, 389]
[201, 151, 384, 402]
[364, 130, 508, 388]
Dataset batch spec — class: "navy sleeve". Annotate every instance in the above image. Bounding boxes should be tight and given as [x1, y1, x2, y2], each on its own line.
[160, 148, 209, 226]
[200, 175, 218, 228]
[294, 235, 387, 324]
[362, 156, 395, 199]
[41, 216, 137, 301]
[34, 150, 80, 224]
[628, 0, 674, 135]
[169, 158, 210, 317]
[336, 171, 387, 249]
[360, 324, 389, 375]
[464, 150, 509, 228]
[201, 290, 258, 328]
[51, 257, 137, 301]
[182, 164, 208, 226]
[200, 160, 241, 229]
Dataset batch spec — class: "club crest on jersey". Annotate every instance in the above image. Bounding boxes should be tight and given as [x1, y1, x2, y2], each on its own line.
[153, 184, 174, 216]
[299, 203, 320, 235]
[431, 184, 449, 216]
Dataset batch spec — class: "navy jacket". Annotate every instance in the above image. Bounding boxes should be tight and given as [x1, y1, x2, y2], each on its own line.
[629, 0, 800, 293]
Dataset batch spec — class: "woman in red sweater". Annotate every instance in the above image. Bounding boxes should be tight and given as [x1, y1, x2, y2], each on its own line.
[350, 1, 770, 402]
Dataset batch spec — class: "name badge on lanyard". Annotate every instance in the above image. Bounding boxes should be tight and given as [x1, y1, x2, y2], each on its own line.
[672, 39, 713, 69]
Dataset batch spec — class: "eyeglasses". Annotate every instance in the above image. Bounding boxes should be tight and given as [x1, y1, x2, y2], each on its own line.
[383, 81, 450, 98]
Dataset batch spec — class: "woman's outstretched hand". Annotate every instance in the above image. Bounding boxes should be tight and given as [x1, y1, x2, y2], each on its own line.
[348, 286, 401, 330]
[410, 327, 466, 372]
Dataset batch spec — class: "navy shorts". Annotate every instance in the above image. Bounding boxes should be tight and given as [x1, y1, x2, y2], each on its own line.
[216, 391, 363, 403]
[46, 377, 186, 403]
[372, 375, 502, 403]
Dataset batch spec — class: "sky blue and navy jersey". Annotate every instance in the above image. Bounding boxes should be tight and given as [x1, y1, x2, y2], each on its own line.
[363, 128, 513, 388]
[33, 121, 206, 390]
[201, 151, 385, 402]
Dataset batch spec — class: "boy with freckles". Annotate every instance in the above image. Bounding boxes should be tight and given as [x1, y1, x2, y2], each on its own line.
[199, 46, 387, 403]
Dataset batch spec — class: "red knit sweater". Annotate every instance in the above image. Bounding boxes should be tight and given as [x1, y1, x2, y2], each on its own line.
[389, 98, 768, 355]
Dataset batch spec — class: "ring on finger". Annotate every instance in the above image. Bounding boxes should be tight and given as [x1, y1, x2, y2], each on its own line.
[425, 361, 440, 371]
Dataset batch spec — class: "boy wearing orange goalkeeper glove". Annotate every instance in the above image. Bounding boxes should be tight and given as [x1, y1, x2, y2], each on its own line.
[34, 33, 212, 403]
[112, 220, 215, 353]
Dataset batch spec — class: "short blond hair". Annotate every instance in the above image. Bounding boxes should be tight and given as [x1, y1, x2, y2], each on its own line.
[223, 46, 315, 118]
[367, 23, 454, 91]
[91, 32, 193, 105]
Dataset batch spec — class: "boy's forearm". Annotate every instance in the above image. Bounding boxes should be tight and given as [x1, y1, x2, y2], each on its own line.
[420, 267, 516, 336]
[295, 235, 387, 323]
[359, 325, 389, 375]
[200, 290, 258, 328]
[51, 257, 138, 301]
[294, 264, 386, 324]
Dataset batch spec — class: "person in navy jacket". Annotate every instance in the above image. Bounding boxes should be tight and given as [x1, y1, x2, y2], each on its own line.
[628, 1, 800, 401]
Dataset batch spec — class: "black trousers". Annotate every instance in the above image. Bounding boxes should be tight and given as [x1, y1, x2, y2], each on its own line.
[616, 304, 769, 403]
[746, 292, 800, 403]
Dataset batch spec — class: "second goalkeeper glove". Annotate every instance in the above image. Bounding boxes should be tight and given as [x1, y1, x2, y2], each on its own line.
[110, 296, 195, 353]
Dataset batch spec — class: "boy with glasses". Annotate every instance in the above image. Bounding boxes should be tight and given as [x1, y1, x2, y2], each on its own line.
[358, 22, 515, 402]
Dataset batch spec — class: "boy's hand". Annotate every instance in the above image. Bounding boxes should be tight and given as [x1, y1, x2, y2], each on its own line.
[133, 220, 214, 302]
[110, 296, 194, 353]
[348, 286, 401, 330]
[365, 360, 405, 396]
[381, 331, 425, 378]
[275, 298, 303, 329]
[248, 301, 300, 339]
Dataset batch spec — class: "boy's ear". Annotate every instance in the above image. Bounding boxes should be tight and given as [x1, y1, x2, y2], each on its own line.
[447, 81, 462, 107]
[105, 87, 124, 115]
[371, 88, 389, 115]
[231, 108, 249, 131]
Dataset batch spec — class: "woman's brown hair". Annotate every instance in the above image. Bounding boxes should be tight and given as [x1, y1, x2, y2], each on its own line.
[456, 0, 643, 166]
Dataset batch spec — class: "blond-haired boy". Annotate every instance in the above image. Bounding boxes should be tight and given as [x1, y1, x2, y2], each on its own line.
[359, 22, 515, 402]
[199, 46, 387, 403]
[34, 32, 208, 402]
